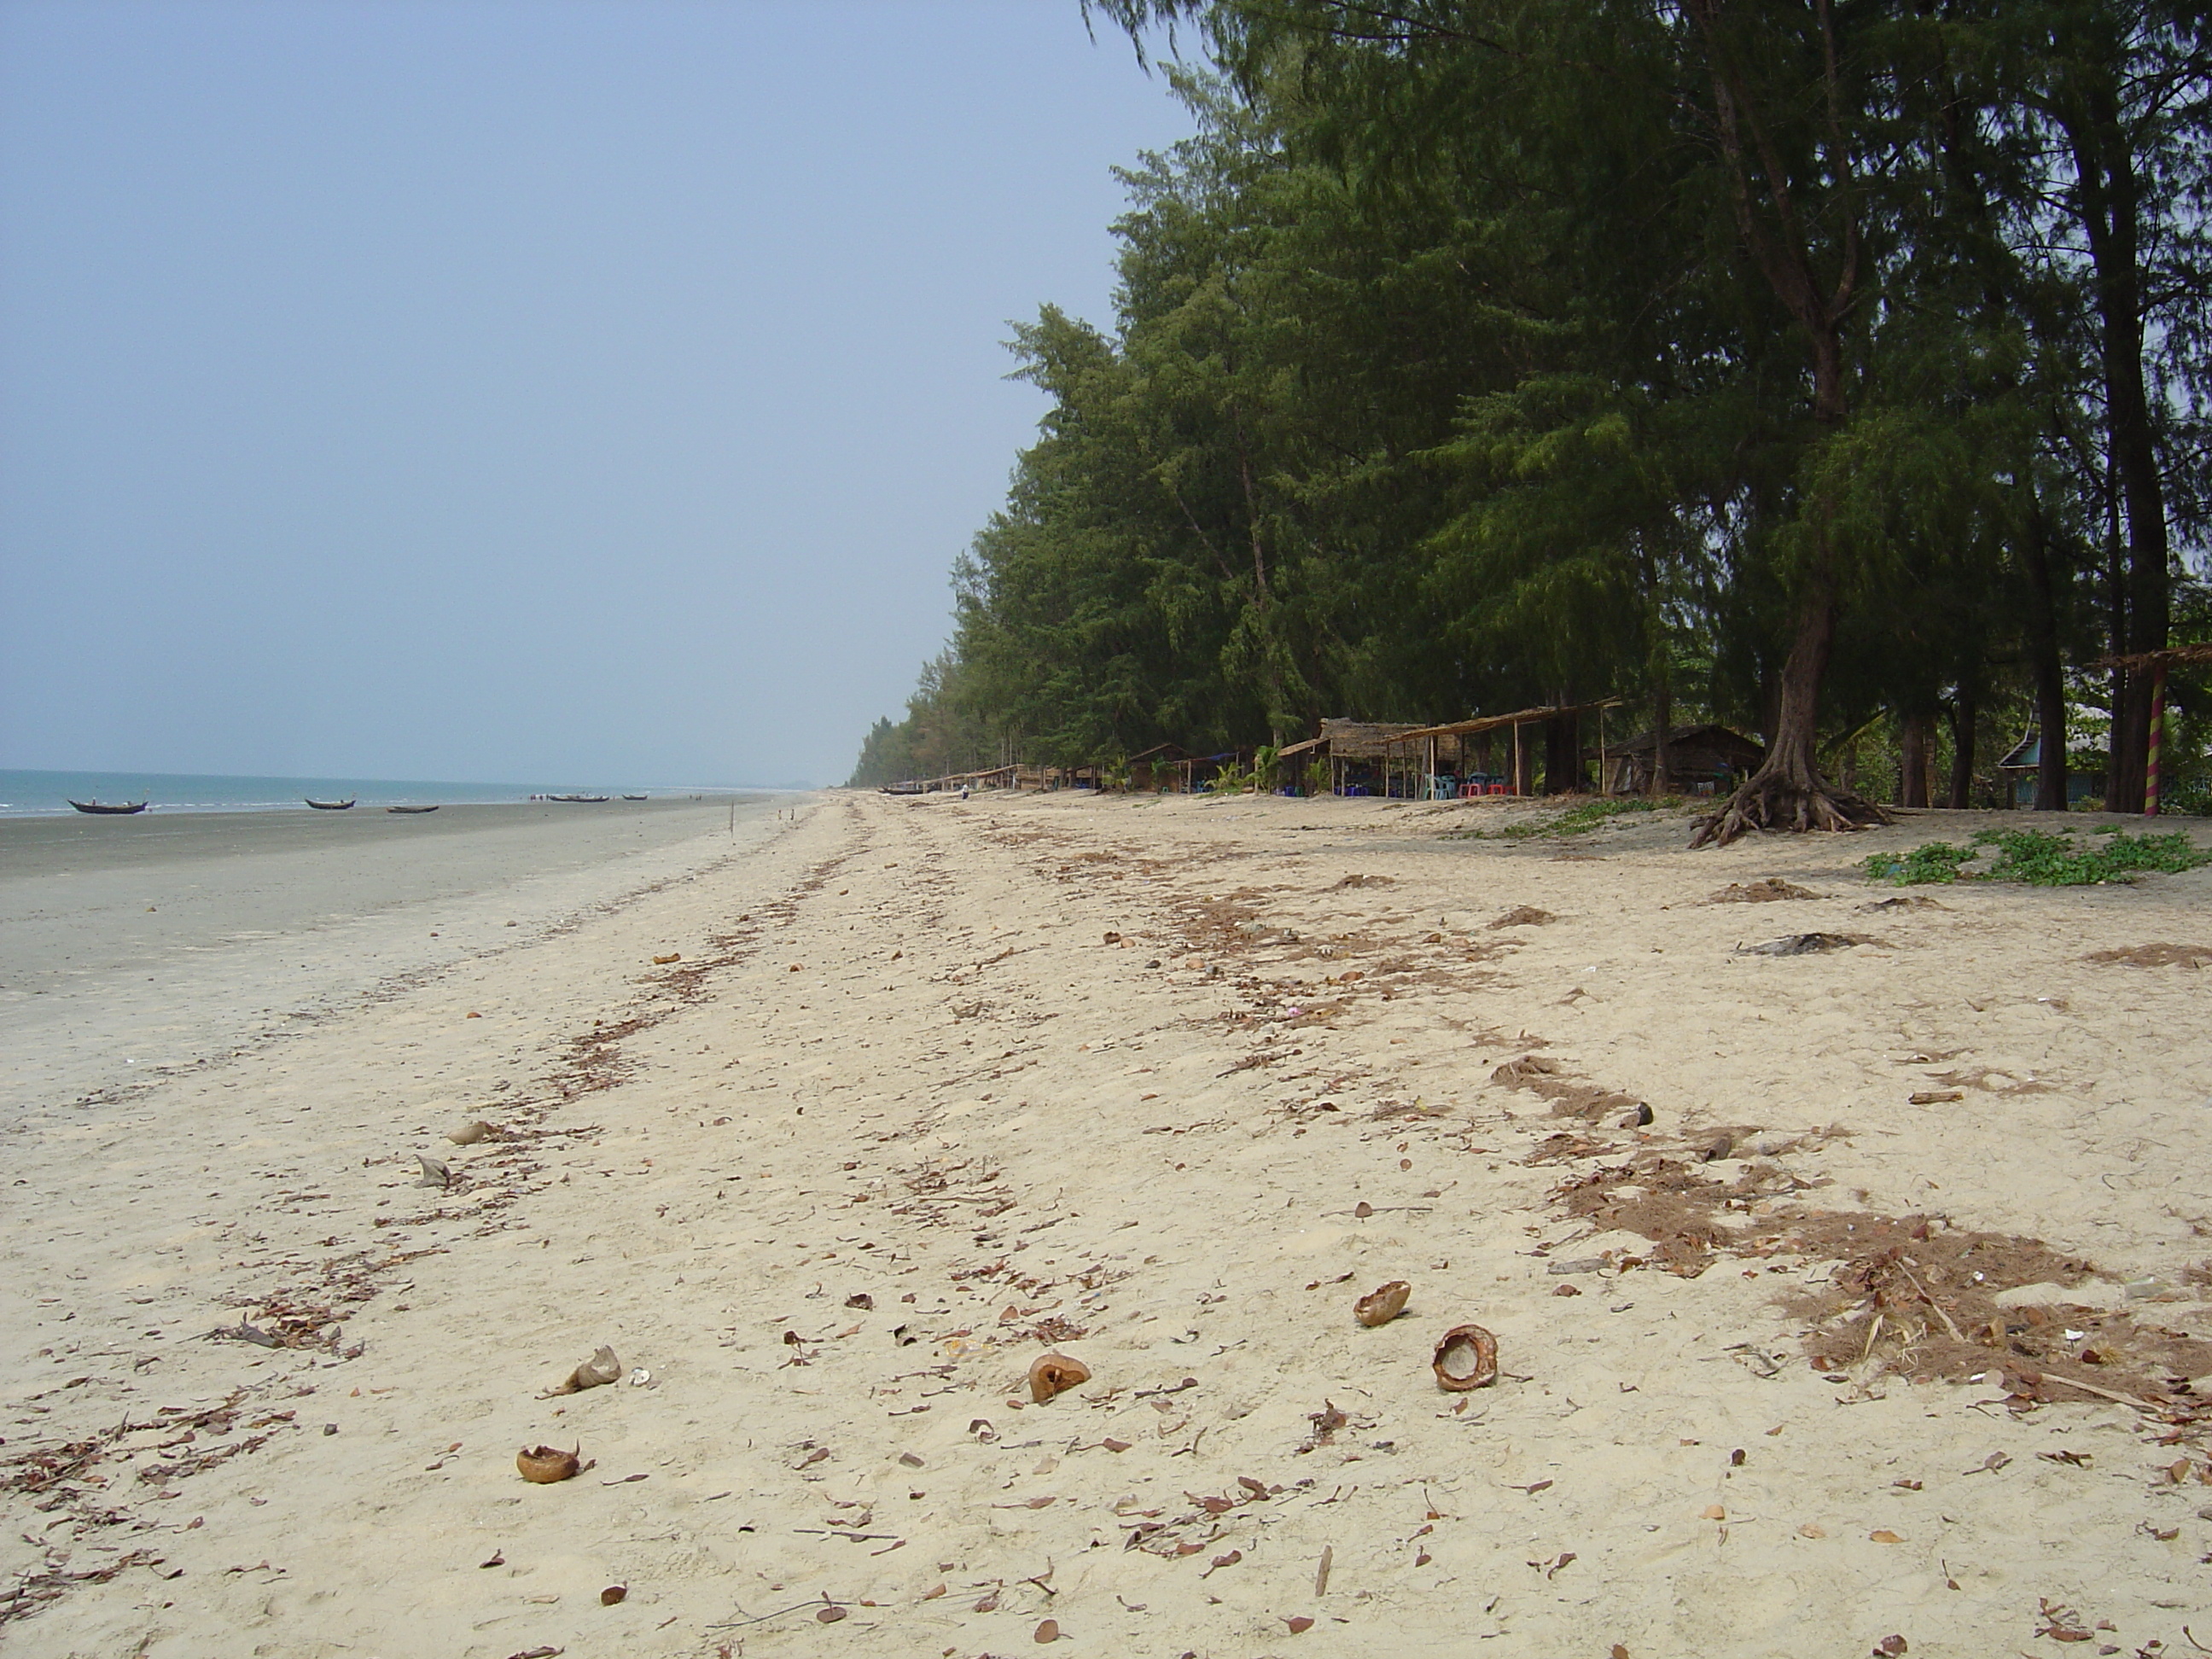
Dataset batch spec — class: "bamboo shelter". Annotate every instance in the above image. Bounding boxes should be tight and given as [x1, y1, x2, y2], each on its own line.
[1377, 700, 1624, 800]
[1277, 720, 1425, 796]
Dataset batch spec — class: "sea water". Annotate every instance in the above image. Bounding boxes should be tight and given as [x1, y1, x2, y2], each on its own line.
[0, 769, 701, 817]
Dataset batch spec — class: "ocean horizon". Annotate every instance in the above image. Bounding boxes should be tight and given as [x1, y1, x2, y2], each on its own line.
[0, 768, 797, 818]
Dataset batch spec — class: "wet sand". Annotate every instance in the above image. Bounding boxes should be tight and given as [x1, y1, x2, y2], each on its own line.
[0, 796, 770, 1110]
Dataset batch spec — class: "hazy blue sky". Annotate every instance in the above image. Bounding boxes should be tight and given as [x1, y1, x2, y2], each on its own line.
[0, 1, 1190, 788]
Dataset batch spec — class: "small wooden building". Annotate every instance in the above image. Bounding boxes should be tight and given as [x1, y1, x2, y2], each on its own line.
[1596, 725, 1764, 795]
[1994, 731, 2098, 808]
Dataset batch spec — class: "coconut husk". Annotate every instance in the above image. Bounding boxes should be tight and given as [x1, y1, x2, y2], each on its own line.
[1432, 1324, 1499, 1391]
[1354, 1282, 1410, 1327]
[516, 1444, 581, 1483]
[544, 1344, 622, 1396]
[1027, 1352, 1091, 1403]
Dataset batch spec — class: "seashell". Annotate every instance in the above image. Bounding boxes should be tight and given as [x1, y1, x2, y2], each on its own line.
[1354, 1281, 1411, 1327]
[1027, 1352, 1091, 1404]
[415, 1153, 452, 1188]
[546, 1345, 623, 1395]
[516, 1444, 581, 1483]
[446, 1121, 498, 1145]
[1432, 1324, 1499, 1391]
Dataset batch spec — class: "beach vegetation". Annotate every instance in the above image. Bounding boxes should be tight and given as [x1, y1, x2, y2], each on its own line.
[853, 3, 2212, 836]
[1865, 827, 2212, 886]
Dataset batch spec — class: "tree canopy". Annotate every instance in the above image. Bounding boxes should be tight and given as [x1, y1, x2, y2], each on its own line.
[849, 1, 2212, 834]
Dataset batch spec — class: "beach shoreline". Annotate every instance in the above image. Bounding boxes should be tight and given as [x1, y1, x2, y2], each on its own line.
[3, 789, 2209, 1656]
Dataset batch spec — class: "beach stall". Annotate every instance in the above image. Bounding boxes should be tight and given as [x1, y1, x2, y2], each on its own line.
[1125, 742, 1192, 793]
[1276, 720, 1425, 796]
[1377, 699, 1625, 799]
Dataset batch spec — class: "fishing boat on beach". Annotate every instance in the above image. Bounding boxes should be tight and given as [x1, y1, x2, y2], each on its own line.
[68, 799, 148, 815]
[387, 804, 439, 814]
[547, 794, 609, 802]
[621, 794, 648, 800]
[305, 798, 356, 811]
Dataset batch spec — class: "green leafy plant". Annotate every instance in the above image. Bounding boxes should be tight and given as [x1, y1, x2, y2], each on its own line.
[1450, 796, 1670, 841]
[1206, 759, 1254, 795]
[1866, 828, 2210, 887]
[1860, 841, 1980, 884]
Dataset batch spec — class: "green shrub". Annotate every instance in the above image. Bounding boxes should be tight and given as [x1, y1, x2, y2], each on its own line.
[1860, 841, 1980, 884]
[1451, 795, 1669, 841]
[1866, 827, 2210, 887]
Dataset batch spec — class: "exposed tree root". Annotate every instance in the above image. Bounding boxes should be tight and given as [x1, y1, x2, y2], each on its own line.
[1690, 771, 1894, 847]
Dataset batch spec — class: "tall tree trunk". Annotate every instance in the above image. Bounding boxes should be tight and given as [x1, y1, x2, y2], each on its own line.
[1649, 678, 1673, 796]
[2021, 492, 2071, 812]
[1898, 713, 1932, 808]
[2064, 84, 2169, 812]
[1695, 581, 1887, 843]
[1947, 695, 1976, 809]
[1692, 574, 1890, 843]
[1683, 0, 1889, 845]
[1544, 711, 1580, 795]
[2104, 498, 2128, 808]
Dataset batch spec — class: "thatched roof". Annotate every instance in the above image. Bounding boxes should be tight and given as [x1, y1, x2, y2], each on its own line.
[1598, 724, 1765, 763]
[1388, 698, 1623, 744]
[1314, 719, 1425, 760]
[2092, 641, 2212, 671]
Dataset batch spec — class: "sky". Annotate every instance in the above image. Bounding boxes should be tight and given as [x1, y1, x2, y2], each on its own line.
[0, 0, 1193, 789]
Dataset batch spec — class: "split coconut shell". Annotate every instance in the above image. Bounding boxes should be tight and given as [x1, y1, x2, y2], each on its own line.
[446, 1120, 498, 1145]
[1027, 1352, 1091, 1404]
[1431, 1324, 1499, 1392]
[1354, 1281, 1410, 1327]
[545, 1345, 623, 1396]
[516, 1444, 582, 1483]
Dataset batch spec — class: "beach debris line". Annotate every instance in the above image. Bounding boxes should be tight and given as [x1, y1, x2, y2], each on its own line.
[1027, 1352, 1091, 1403]
[515, 1445, 585, 1484]
[1490, 905, 1557, 928]
[1735, 932, 1868, 956]
[1353, 1281, 1410, 1327]
[1432, 1324, 1499, 1391]
[2083, 941, 2212, 968]
[544, 1345, 623, 1397]
[1708, 878, 1821, 902]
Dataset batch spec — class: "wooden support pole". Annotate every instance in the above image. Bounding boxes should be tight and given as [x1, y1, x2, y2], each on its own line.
[2145, 661, 2167, 817]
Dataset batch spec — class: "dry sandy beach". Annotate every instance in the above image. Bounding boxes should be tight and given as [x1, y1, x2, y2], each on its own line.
[3, 790, 2210, 1657]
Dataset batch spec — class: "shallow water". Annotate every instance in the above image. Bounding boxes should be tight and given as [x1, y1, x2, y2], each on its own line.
[0, 767, 738, 817]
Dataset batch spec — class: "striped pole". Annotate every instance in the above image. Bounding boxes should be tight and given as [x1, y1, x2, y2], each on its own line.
[2145, 661, 2168, 817]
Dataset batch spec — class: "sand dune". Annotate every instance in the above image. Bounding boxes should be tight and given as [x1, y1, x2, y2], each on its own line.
[3, 790, 2209, 1656]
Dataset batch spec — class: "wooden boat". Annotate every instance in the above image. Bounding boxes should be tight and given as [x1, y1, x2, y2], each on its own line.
[879, 783, 924, 796]
[305, 798, 356, 811]
[621, 794, 648, 800]
[387, 804, 439, 814]
[69, 799, 148, 815]
[547, 793, 609, 802]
